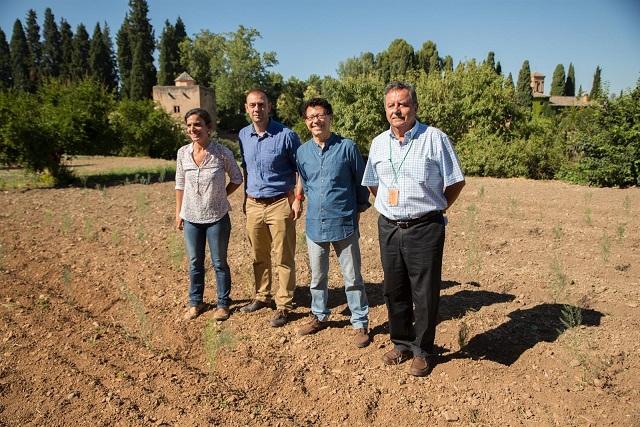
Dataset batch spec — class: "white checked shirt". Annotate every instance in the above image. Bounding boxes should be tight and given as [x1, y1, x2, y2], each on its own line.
[362, 121, 464, 221]
[175, 141, 243, 224]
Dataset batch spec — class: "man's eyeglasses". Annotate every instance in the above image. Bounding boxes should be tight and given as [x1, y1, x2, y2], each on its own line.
[304, 113, 329, 122]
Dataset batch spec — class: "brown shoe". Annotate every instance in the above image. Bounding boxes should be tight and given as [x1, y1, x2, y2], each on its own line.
[213, 307, 230, 321]
[408, 356, 434, 377]
[270, 309, 288, 328]
[382, 348, 412, 365]
[240, 299, 270, 313]
[183, 303, 206, 321]
[297, 316, 327, 336]
[353, 328, 370, 348]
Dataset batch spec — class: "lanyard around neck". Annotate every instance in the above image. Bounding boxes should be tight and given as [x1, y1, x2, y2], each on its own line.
[388, 135, 414, 185]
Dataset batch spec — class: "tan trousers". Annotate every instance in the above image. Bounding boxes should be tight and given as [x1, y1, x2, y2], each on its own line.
[245, 197, 297, 310]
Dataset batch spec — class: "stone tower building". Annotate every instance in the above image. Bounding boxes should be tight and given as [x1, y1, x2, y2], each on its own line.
[152, 72, 216, 129]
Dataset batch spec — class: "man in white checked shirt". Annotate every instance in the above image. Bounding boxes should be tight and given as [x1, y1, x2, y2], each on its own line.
[362, 81, 465, 377]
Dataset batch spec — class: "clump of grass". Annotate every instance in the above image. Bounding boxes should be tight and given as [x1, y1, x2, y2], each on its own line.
[137, 224, 146, 241]
[83, 218, 97, 241]
[61, 213, 73, 236]
[36, 294, 50, 310]
[202, 320, 235, 368]
[136, 191, 149, 215]
[616, 223, 626, 240]
[508, 196, 518, 218]
[550, 256, 568, 303]
[119, 283, 152, 347]
[158, 168, 167, 183]
[457, 320, 470, 350]
[552, 224, 563, 243]
[477, 185, 485, 199]
[599, 231, 611, 262]
[584, 207, 592, 226]
[622, 195, 630, 213]
[111, 230, 122, 246]
[559, 304, 583, 330]
[168, 233, 184, 268]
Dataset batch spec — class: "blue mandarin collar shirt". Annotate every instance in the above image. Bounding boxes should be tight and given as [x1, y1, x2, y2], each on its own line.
[238, 119, 301, 198]
[296, 133, 370, 243]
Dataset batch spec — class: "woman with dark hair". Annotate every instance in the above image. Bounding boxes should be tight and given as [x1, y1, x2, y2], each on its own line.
[175, 108, 243, 321]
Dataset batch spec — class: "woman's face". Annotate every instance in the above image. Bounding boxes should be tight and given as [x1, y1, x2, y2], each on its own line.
[185, 114, 211, 144]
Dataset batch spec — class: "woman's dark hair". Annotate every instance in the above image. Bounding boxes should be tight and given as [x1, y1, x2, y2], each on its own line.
[301, 97, 333, 117]
[184, 108, 213, 126]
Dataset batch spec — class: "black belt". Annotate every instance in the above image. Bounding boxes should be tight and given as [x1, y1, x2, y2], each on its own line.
[247, 193, 288, 205]
[383, 211, 443, 229]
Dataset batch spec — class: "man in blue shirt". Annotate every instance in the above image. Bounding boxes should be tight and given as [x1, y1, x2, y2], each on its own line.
[238, 88, 303, 328]
[362, 82, 465, 376]
[295, 98, 371, 348]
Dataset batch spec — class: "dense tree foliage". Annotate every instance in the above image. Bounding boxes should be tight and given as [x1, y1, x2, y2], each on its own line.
[89, 23, 118, 91]
[515, 60, 532, 109]
[565, 63, 575, 96]
[157, 18, 187, 85]
[550, 64, 565, 96]
[70, 24, 90, 80]
[59, 19, 74, 81]
[25, 10, 41, 89]
[41, 8, 62, 78]
[9, 20, 30, 92]
[590, 65, 602, 100]
[0, 29, 12, 89]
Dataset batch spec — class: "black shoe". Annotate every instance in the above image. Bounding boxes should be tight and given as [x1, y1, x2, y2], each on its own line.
[240, 300, 269, 313]
[270, 310, 288, 327]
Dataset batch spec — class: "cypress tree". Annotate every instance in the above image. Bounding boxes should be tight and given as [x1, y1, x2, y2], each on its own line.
[116, 15, 132, 98]
[71, 23, 90, 79]
[506, 72, 514, 89]
[89, 23, 118, 91]
[442, 55, 453, 74]
[515, 59, 532, 109]
[565, 63, 575, 96]
[41, 8, 62, 78]
[59, 18, 74, 81]
[101, 23, 118, 92]
[550, 64, 565, 96]
[9, 19, 30, 91]
[485, 51, 495, 71]
[590, 65, 602, 100]
[127, 0, 156, 99]
[417, 41, 439, 74]
[174, 16, 187, 74]
[157, 20, 176, 85]
[25, 9, 41, 88]
[0, 29, 12, 89]
[495, 61, 502, 75]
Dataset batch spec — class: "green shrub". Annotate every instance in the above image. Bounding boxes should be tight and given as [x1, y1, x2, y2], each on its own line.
[109, 99, 187, 159]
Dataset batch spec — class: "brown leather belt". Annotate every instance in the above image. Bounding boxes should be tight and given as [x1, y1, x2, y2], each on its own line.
[383, 211, 443, 229]
[247, 193, 288, 205]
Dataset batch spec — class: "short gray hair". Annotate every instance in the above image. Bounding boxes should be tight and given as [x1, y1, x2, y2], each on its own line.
[384, 81, 418, 107]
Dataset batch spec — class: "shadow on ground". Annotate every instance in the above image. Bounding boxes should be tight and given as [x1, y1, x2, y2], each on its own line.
[454, 303, 604, 365]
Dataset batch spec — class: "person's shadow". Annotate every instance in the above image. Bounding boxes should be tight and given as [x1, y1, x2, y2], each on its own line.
[453, 303, 604, 365]
[368, 282, 515, 341]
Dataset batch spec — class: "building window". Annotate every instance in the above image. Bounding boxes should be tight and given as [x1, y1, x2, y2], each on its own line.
[173, 105, 180, 113]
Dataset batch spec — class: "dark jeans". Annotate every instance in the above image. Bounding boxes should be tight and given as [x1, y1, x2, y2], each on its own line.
[183, 214, 232, 308]
[378, 214, 445, 358]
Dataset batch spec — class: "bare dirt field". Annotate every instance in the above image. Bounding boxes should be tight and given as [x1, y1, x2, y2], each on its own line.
[1, 170, 639, 426]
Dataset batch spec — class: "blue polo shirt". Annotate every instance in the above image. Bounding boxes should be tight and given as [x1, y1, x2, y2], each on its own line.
[297, 134, 370, 243]
[238, 119, 301, 198]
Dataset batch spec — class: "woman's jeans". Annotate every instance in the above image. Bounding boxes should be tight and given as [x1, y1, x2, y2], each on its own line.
[183, 214, 232, 308]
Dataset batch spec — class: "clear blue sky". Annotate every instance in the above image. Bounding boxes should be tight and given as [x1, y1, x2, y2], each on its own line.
[1, 0, 639, 94]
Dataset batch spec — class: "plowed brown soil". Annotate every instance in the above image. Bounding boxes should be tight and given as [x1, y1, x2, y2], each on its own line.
[1, 174, 639, 426]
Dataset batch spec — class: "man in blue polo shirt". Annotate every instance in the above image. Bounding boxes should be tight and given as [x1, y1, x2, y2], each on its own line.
[362, 82, 465, 376]
[295, 98, 371, 348]
[238, 88, 302, 328]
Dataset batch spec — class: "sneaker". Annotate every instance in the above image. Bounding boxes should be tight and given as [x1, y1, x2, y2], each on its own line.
[353, 328, 370, 348]
[183, 303, 206, 321]
[240, 299, 270, 313]
[381, 348, 412, 365]
[297, 316, 327, 336]
[213, 307, 230, 321]
[408, 356, 434, 377]
[270, 309, 288, 328]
